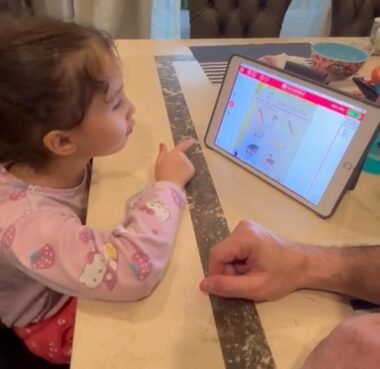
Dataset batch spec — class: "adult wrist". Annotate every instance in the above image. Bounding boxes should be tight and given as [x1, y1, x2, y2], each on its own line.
[299, 245, 346, 294]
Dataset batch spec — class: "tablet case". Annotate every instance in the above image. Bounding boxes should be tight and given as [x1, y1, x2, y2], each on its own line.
[283, 61, 378, 193]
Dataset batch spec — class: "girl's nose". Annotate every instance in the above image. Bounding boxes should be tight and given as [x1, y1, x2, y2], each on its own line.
[127, 99, 135, 117]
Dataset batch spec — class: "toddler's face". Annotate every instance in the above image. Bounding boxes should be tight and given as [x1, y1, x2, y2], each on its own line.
[73, 60, 135, 158]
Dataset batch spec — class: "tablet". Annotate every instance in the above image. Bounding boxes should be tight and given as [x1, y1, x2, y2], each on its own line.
[205, 55, 380, 218]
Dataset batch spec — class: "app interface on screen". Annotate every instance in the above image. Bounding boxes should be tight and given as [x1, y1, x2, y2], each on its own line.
[215, 63, 366, 205]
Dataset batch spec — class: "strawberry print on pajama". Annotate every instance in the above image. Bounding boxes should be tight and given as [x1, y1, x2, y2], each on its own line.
[30, 245, 55, 269]
[0, 165, 185, 364]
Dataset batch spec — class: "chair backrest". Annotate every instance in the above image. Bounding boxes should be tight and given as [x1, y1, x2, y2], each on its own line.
[330, 0, 380, 36]
[189, 0, 292, 38]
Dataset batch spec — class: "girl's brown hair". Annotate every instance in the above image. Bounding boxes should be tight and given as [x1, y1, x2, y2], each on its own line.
[0, 16, 117, 168]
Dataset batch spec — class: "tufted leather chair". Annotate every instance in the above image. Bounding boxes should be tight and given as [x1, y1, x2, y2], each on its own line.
[331, 0, 380, 36]
[189, 0, 292, 38]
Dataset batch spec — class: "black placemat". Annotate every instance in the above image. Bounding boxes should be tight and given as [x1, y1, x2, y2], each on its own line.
[189, 42, 312, 84]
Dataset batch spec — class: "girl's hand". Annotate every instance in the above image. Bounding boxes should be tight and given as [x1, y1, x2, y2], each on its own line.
[154, 139, 196, 188]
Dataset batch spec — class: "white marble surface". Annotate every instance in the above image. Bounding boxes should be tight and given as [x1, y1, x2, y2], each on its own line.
[70, 39, 380, 369]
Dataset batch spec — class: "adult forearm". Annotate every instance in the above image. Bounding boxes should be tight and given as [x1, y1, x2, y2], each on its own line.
[299, 245, 380, 304]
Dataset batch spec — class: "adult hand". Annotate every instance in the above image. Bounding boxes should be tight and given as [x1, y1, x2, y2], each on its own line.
[199, 220, 309, 301]
[154, 138, 196, 188]
[301, 314, 380, 369]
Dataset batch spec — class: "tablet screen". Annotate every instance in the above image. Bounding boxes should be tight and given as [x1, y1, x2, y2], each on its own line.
[214, 63, 367, 205]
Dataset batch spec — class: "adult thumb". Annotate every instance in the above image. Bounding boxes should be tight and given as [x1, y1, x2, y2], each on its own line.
[199, 275, 256, 300]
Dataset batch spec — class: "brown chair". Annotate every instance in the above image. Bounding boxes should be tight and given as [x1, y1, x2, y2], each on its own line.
[330, 0, 380, 36]
[189, 0, 292, 38]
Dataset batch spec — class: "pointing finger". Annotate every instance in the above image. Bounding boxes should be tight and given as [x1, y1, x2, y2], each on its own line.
[174, 138, 196, 153]
[156, 143, 167, 162]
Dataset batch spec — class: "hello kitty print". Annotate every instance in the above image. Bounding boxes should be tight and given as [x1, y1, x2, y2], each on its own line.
[0, 174, 185, 303]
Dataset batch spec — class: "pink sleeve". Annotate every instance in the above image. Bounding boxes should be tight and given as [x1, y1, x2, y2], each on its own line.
[1, 182, 185, 301]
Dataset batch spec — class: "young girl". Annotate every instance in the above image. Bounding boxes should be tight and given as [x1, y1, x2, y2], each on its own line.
[0, 16, 195, 364]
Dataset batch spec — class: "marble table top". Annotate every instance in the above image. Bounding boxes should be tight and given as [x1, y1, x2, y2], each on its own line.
[70, 38, 380, 369]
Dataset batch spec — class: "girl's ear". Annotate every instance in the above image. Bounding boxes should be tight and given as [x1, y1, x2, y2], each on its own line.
[42, 130, 77, 157]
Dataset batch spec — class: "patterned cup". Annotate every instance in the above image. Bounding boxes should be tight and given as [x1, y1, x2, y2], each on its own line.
[311, 42, 369, 81]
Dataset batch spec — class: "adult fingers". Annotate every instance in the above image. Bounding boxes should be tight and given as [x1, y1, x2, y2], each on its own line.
[208, 234, 252, 276]
[199, 274, 258, 300]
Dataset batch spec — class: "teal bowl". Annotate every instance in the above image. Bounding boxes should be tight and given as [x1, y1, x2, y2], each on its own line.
[311, 42, 369, 81]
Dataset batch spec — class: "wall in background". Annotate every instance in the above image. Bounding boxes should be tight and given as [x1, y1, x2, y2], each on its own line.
[29, 0, 178, 39]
